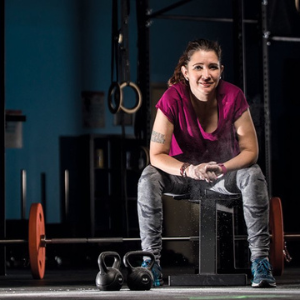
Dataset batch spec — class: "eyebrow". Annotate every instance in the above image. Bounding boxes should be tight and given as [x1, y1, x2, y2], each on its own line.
[192, 62, 219, 67]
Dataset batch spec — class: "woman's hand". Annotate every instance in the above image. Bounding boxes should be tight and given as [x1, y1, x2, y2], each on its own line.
[186, 162, 221, 182]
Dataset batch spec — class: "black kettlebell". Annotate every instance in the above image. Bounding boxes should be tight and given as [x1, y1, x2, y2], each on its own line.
[95, 251, 124, 291]
[123, 251, 155, 291]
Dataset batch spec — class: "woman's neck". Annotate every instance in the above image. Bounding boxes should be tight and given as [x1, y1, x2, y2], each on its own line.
[190, 91, 218, 133]
[190, 90, 217, 109]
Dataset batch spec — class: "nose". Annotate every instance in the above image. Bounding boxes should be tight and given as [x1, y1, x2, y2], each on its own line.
[202, 68, 211, 79]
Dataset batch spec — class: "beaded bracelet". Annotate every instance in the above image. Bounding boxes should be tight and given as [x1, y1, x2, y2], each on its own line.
[180, 162, 191, 177]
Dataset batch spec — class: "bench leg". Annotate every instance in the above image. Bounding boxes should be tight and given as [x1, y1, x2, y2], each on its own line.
[168, 198, 247, 286]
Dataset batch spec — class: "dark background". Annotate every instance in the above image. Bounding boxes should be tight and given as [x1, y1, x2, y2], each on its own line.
[3, 0, 300, 269]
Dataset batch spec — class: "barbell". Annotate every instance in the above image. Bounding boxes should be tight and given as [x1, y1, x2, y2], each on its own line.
[0, 197, 295, 279]
[25, 203, 198, 279]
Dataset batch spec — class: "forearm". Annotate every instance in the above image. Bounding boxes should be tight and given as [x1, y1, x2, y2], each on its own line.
[221, 149, 258, 173]
[150, 149, 258, 180]
[150, 153, 184, 176]
[184, 149, 258, 182]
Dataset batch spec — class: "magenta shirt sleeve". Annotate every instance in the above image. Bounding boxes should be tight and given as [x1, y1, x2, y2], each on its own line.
[233, 89, 249, 121]
[155, 86, 180, 124]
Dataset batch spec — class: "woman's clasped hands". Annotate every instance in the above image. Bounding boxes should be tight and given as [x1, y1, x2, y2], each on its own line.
[186, 161, 223, 182]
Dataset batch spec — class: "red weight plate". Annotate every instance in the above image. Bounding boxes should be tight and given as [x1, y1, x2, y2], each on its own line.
[28, 203, 46, 279]
[269, 197, 284, 276]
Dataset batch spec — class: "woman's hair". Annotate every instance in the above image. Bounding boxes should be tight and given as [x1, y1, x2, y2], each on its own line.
[168, 38, 222, 86]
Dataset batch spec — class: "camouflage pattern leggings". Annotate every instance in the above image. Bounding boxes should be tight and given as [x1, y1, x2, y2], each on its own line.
[137, 163, 270, 263]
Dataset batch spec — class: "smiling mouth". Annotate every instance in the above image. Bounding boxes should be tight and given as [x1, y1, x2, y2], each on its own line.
[199, 82, 213, 86]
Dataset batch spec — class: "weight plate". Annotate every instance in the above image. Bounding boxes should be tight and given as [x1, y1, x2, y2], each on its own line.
[28, 203, 46, 279]
[269, 197, 284, 276]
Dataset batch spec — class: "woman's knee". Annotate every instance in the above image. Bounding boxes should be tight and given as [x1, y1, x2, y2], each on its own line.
[138, 165, 164, 199]
[139, 165, 161, 188]
[237, 164, 267, 189]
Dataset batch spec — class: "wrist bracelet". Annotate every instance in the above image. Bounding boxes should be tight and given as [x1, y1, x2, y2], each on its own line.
[180, 162, 191, 177]
[218, 163, 227, 175]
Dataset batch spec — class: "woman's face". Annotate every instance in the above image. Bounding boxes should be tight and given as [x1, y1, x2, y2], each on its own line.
[181, 49, 224, 99]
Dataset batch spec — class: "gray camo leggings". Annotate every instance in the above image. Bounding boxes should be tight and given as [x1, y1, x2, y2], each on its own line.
[137, 163, 270, 263]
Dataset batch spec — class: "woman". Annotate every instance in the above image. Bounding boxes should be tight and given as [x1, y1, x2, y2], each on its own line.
[138, 38, 276, 288]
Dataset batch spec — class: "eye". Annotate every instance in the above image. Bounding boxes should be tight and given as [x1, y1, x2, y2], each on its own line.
[209, 64, 219, 70]
[194, 65, 203, 70]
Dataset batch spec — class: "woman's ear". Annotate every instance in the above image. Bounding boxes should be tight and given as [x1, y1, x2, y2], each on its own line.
[181, 65, 187, 78]
[220, 65, 224, 76]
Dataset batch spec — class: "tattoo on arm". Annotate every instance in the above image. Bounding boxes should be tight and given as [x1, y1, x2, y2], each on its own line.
[151, 131, 165, 144]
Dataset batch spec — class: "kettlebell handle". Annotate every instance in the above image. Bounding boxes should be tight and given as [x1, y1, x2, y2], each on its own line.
[123, 251, 155, 270]
[98, 251, 122, 273]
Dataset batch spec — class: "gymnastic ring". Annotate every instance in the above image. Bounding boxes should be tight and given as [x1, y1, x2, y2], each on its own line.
[108, 81, 122, 114]
[119, 81, 142, 114]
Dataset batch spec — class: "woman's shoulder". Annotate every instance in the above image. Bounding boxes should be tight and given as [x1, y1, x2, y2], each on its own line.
[162, 82, 189, 101]
[218, 80, 249, 116]
[165, 82, 187, 95]
[156, 82, 189, 116]
[218, 80, 244, 96]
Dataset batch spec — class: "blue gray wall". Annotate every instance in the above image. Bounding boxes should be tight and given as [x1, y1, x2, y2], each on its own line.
[5, 0, 253, 223]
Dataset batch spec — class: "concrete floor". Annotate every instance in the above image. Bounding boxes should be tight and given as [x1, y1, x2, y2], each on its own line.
[0, 265, 299, 299]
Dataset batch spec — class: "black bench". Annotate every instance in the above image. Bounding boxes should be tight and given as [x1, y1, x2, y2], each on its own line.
[164, 191, 248, 286]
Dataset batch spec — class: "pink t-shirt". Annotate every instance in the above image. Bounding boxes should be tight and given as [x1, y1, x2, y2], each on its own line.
[155, 80, 249, 164]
